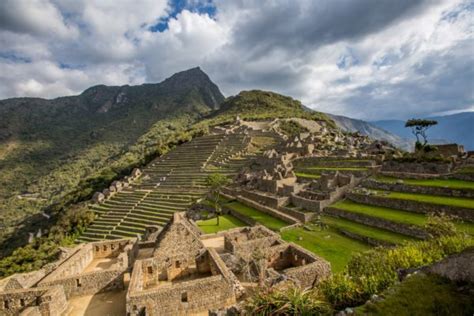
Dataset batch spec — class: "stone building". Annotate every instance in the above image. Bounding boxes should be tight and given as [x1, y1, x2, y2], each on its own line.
[38, 239, 138, 298]
[127, 213, 238, 315]
[222, 226, 331, 288]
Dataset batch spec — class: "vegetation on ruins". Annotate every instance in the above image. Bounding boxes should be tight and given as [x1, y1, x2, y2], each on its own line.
[277, 120, 310, 137]
[251, 216, 473, 312]
[357, 274, 474, 315]
[206, 173, 230, 225]
[405, 118, 438, 147]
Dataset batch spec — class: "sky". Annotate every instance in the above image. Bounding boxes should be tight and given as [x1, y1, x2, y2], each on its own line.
[0, 0, 472, 120]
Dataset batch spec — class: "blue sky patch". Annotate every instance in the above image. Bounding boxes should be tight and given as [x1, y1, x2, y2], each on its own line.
[150, 0, 217, 32]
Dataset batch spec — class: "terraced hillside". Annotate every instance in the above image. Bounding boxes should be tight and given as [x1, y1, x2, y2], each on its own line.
[78, 132, 251, 242]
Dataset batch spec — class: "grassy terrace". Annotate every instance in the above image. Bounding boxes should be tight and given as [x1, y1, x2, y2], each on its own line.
[375, 176, 474, 190]
[322, 216, 416, 244]
[197, 214, 246, 234]
[295, 172, 321, 179]
[373, 190, 474, 209]
[226, 201, 288, 231]
[305, 167, 368, 171]
[332, 200, 474, 235]
[281, 226, 370, 273]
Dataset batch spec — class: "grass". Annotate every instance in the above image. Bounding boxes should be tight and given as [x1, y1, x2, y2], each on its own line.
[197, 214, 246, 234]
[226, 201, 288, 231]
[332, 200, 474, 235]
[455, 166, 474, 174]
[374, 190, 474, 209]
[281, 226, 371, 273]
[305, 167, 368, 171]
[331, 200, 427, 226]
[295, 172, 321, 179]
[323, 216, 415, 244]
[375, 176, 474, 190]
[357, 274, 474, 316]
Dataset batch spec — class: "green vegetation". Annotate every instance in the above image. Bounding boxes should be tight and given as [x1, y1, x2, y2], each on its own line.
[245, 286, 332, 315]
[322, 216, 415, 244]
[250, 223, 474, 313]
[281, 226, 370, 273]
[197, 214, 246, 234]
[375, 175, 474, 190]
[455, 166, 474, 174]
[205, 173, 230, 226]
[332, 200, 427, 226]
[405, 118, 438, 146]
[375, 190, 474, 209]
[277, 120, 309, 136]
[0, 204, 95, 277]
[357, 274, 474, 316]
[295, 172, 321, 179]
[226, 201, 287, 231]
[305, 167, 368, 171]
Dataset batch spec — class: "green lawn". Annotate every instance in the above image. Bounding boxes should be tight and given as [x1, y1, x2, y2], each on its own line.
[375, 190, 474, 209]
[332, 200, 474, 235]
[295, 172, 321, 179]
[197, 214, 246, 234]
[281, 226, 371, 273]
[226, 201, 288, 231]
[375, 176, 474, 190]
[323, 216, 415, 244]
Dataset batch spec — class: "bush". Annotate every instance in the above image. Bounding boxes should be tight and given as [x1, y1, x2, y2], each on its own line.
[320, 233, 473, 309]
[245, 285, 332, 315]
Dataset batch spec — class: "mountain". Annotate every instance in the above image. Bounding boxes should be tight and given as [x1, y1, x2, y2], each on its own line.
[328, 114, 412, 151]
[372, 112, 474, 150]
[0, 67, 224, 244]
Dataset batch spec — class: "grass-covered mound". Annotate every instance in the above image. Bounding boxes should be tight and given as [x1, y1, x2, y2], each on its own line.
[226, 201, 288, 231]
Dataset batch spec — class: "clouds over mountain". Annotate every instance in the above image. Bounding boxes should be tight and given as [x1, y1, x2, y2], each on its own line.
[0, 0, 472, 120]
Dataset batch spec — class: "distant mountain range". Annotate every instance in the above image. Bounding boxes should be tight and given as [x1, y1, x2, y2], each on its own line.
[372, 112, 474, 151]
[328, 114, 413, 151]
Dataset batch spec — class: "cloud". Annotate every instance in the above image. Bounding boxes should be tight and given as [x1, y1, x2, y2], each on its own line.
[0, 0, 472, 120]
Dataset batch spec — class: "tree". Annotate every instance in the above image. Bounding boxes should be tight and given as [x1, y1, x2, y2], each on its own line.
[205, 173, 229, 226]
[405, 119, 438, 146]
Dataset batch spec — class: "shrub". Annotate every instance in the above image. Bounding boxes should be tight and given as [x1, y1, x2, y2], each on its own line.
[245, 285, 332, 315]
[320, 233, 473, 309]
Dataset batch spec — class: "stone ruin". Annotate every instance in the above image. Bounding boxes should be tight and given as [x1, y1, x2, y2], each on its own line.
[127, 213, 239, 315]
[0, 239, 138, 315]
[220, 226, 331, 288]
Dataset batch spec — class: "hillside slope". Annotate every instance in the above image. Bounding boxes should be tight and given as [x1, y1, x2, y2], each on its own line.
[328, 114, 412, 151]
[372, 112, 474, 150]
[0, 67, 224, 244]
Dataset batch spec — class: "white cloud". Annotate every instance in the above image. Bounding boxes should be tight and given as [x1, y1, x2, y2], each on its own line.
[0, 0, 472, 120]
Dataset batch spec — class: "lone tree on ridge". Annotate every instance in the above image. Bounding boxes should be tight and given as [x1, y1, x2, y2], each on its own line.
[405, 119, 438, 147]
[206, 173, 230, 226]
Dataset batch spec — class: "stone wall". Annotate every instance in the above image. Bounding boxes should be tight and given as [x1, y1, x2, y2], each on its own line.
[0, 286, 67, 316]
[325, 207, 428, 239]
[382, 161, 452, 174]
[239, 189, 289, 209]
[362, 179, 474, 198]
[278, 206, 316, 223]
[290, 194, 328, 212]
[127, 249, 236, 316]
[235, 196, 298, 225]
[347, 193, 474, 221]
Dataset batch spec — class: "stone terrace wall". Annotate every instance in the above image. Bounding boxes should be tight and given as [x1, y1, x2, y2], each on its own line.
[382, 161, 452, 174]
[0, 286, 67, 316]
[278, 206, 316, 223]
[290, 194, 328, 212]
[325, 207, 428, 239]
[362, 179, 474, 198]
[240, 189, 289, 209]
[348, 193, 474, 222]
[236, 196, 298, 225]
